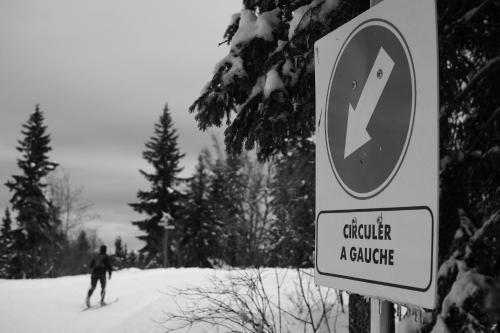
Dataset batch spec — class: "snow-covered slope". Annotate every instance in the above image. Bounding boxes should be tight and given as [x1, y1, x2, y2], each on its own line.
[0, 268, 219, 333]
[0, 268, 348, 333]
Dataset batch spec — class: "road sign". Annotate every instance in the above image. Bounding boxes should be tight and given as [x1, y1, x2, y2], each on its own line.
[326, 19, 415, 199]
[314, 0, 438, 309]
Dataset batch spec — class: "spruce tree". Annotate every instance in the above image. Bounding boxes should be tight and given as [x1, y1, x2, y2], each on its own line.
[65, 230, 92, 275]
[207, 150, 232, 264]
[129, 104, 185, 266]
[114, 236, 124, 257]
[0, 208, 13, 277]
[190, 0, 367, 159]
[114, 236, 125, 269]
[1, 208, 12, 238]
[214, 152, 247, 266]
[5, 105, 60, 278]
[206, 145, 272, 267]
[127, 251, 138, 267]
[178, 152, 221, 267]
[268, 140, 314, 267]
[423, 1, 500, 331]
[138, 252, 146, 268]
[75, 230, 91, 255]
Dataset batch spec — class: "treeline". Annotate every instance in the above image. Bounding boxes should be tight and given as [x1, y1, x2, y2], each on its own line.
[0, 103, 316, 278]
[130, 105, 314, 269]
[0, 106, 125, 278]
[112, 235, 148, 270]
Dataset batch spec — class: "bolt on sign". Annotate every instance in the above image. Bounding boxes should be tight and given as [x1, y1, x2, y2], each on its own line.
[314, 0, 438, 309]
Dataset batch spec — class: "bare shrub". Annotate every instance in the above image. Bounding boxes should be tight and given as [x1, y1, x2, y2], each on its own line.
[162, 268, 341, 333]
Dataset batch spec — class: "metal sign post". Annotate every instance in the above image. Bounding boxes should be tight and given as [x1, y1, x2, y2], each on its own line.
[371, 299, 394, 333]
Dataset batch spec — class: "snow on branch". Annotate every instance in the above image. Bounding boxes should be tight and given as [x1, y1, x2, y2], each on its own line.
[190, 0, 365, 158]
[433, 211, 500, 332]
[231, 8, 282, 48]
[288, 0, 340, 40]
[264, 68, 285, 98]
[215, 54, 247, 86]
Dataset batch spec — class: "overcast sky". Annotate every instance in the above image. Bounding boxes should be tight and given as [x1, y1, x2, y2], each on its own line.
[0, 0, 242, 251]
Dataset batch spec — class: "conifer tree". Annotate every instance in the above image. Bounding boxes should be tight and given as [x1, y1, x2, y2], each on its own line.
[204, 145, 274, 267]
[239, 155, 274, 266]
[204, 142, 273, 267]
[114, 236, 124, 257]
[138, 252, 146, 268]
[69, 230, 92, 275]
[1, 208, 12, 238]
[127, 251, 138, 267]
[178, 152, 221, 267]
[0, 208, 14, 278]
[113, 235, 126, 269]
[190, 0, 367, 159]
[75, 230, 91, 255]
[129, 104, 185, 265]
[207, 150, 232, 264]
[214, 152, 247, 266]
[268, 140, 314, 267]
[5, 105, 60, 278]
[423, 1, 500, 331]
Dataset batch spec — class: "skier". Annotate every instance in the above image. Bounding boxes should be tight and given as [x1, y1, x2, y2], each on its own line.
[86, 245, 113, 307]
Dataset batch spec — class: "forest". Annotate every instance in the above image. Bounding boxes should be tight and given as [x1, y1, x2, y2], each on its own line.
[0, 103, 313, 277]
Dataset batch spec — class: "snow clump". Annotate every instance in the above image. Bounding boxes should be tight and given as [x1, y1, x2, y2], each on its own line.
[231, 8, 281, 48]
[264, 68, 285, 98]
[218, 54, 246, 86]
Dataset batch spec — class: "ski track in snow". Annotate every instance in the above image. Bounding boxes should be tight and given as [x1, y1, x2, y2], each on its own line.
[0, 268, 351, 333]
[0, 268, 216, 333]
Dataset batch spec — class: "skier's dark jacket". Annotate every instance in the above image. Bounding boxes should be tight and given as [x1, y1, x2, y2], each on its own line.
[90, 253, 113, 277]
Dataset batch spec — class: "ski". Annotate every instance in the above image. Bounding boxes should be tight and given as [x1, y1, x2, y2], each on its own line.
[82, 304, 97, 311]
[82, 297, 119, 311]
[92, 297, 119, 310]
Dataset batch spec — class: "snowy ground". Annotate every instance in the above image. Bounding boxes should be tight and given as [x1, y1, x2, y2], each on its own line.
[0, 268, 349, 333]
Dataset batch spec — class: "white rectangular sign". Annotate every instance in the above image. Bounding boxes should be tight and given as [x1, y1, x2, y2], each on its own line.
[317, 207, 434, 291]
[314, 0, 439, 308]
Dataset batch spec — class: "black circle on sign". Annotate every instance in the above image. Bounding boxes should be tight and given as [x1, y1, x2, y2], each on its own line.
[325, 19, 416, 199]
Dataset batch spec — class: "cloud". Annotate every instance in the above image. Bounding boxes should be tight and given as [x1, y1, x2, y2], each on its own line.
[0, 0, 242, 252]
